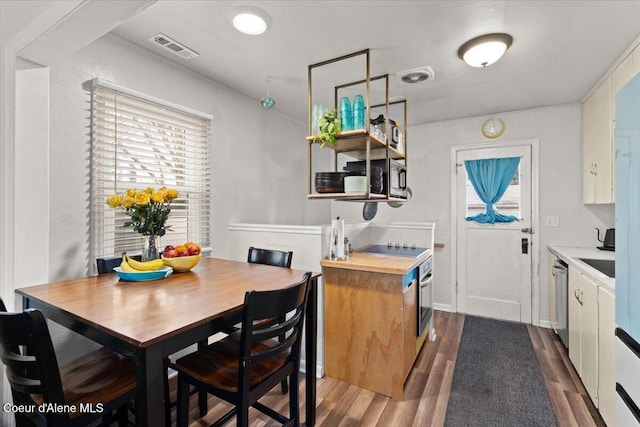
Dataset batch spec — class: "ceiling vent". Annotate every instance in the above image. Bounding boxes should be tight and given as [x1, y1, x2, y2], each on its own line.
[148, 33, 199, 60]
[396, 66, 435, 84]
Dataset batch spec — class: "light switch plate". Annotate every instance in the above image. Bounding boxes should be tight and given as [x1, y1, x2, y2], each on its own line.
[545, 216, 560, 227]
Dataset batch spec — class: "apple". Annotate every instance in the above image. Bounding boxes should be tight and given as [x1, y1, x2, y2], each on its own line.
[163, 245, 175, 256]
[187, 244, 201, 256]
[164, 249, 179, 258]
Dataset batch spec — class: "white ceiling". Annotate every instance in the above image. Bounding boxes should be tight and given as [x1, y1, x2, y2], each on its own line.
[110, 1, 639, 126]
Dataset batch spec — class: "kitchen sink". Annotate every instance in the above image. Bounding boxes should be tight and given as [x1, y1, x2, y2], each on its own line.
[578, 258, 615, 278]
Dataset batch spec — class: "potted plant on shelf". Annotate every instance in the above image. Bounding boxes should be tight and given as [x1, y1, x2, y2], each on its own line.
[312, 109, 340, 148]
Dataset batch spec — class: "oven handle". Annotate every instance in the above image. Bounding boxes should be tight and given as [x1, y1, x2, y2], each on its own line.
[420, 274, 433, 286]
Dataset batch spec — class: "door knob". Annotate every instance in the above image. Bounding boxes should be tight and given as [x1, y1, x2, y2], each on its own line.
[521, 227, 534, 234]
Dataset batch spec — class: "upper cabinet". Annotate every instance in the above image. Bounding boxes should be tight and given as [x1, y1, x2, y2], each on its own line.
[583, 78, 612, 204]
[583, 38, 640, 204]
[306, 49, 408, 203]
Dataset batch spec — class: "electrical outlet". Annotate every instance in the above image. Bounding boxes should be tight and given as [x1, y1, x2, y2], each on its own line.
[545, 216, 560, 227]
[427, 211, 438, 221]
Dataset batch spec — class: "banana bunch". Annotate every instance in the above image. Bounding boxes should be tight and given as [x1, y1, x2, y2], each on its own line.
[120, 252, 165, 272]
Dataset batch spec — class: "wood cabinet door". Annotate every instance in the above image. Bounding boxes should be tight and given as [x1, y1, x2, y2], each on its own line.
[582, 98, 597, 204]
[583, 78, 613, 204]
[580, 275, 599, 405]
[568, 266, 582, 374]
[592, 78, 613, 204]
[403, 280, 417, 378]
[548, 253, 558, 331]
[598, 287, 616, 426]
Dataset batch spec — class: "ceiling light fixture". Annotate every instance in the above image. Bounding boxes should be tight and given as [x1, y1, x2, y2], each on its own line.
[458, 33, 513, 68]
[261, 77, 275, 109]
[228, 6, 271, 35]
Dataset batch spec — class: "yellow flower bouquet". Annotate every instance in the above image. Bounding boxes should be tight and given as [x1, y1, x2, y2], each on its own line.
[106, 187, 179, 237]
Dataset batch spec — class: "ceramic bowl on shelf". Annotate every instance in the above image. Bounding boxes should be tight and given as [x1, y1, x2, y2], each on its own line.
[344, 176, 367, 192]
[162, 254, 201, 272]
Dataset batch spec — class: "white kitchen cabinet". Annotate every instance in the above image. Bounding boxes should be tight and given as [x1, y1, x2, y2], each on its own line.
[548, 253, 558, 331]
[581, 275, 599, 404]
[568, 266, 583, 372]
[582, 77, 613, 204]
[583, 39, 640, 206]
[611, 54, 635, 118]
[568, 266, 599, 403]
[598, 287, 616, 427]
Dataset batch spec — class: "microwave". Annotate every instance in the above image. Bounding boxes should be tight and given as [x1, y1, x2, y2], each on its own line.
[344, 159, 407, 198]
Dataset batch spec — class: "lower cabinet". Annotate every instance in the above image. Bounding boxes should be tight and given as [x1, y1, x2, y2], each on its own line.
[568, 266, 599, 402]
[581, 275, 599, 405]
[566, 264, 616, 424]
[598, 287, 616, 426]
[568, 266, 583, 373]
[323, 267, 420, 399]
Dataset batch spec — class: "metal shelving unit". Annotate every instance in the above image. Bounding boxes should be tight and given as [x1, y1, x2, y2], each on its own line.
[307, 49, 408, 202]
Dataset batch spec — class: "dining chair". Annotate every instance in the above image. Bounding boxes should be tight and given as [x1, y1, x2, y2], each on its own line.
[0, 298, 136, 427]
[96, 254, 142, 274]
[247, 246, 293, 269]
[247, 246, 294, 394]
[175, 271, 312, 427]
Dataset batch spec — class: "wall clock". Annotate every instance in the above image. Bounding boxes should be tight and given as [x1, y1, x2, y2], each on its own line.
[481, 117, 505, 139]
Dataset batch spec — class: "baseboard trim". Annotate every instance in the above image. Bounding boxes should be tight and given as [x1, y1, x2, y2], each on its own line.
[538, 320, 553, 329]
[434, 303, 453, 312]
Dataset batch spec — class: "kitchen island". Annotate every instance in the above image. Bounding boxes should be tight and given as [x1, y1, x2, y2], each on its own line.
[321, 249, 431, 399]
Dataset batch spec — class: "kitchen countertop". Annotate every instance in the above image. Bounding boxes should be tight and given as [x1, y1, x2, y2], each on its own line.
[547, 245, 615, 293]
[319, 249, 431, 275]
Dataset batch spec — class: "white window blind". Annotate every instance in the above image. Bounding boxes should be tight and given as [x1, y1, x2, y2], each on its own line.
[90, 79, 211, 263]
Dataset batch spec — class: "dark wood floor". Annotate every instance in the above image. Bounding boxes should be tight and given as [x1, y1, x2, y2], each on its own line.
[168, 310, 605, 427]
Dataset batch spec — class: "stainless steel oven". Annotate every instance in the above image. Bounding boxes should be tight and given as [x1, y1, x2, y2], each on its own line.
[418, 255, 433, 337]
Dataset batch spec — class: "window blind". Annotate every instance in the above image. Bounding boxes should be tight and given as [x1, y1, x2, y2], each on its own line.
[90, 79, 211, 264]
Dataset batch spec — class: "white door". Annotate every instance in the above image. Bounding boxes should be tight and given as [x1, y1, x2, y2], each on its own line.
[455, 145, 532, 323]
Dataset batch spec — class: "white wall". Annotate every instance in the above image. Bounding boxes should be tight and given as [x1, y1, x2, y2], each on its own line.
[332, 103, 615, 324]
[47, 34, 331, 282]
[15, 67, 49, 298]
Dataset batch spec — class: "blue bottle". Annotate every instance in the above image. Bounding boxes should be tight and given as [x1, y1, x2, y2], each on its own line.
[353, 94, 365, 130]
[339, 97, 353, 131]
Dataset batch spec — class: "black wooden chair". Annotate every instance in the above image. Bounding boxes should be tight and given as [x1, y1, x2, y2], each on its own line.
[247, 246, 293, 269]
[175, 272, 311, 427]
[96, 254, 141, 274]
[0, 298, 136, 427]
[248, 247, 294, 394]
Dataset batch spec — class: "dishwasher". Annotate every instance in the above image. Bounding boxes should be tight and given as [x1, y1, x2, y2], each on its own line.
[552, 259, 569, 348]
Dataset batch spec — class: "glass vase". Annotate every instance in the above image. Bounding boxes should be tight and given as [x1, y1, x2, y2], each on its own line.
[142, 234, 160, 262]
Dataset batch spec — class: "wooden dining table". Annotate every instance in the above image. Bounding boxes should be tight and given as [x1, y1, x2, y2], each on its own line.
[16, 257, 320, 427]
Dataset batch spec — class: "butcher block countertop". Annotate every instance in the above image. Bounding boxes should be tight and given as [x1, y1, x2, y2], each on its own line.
[319, 249, 431, 275]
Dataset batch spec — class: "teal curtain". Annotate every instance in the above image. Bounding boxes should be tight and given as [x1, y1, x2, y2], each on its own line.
[465, 157, 520, 224]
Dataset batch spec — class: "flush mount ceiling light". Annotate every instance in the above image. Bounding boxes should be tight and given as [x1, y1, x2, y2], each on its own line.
[228, 6, 271, 35]
[458, 33, 513, 68]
